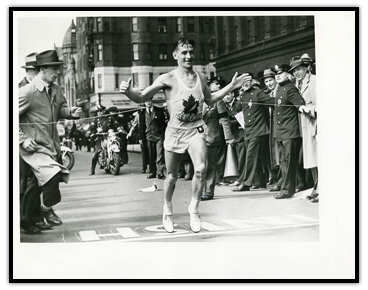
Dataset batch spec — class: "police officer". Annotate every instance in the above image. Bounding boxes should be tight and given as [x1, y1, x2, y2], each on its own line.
[272, 64, 306, 199]
[232, 74, 274, 192]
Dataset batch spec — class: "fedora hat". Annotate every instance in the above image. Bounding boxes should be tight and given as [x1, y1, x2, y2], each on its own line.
[300, 53, 313, 64]
[21, 52, 38, 69]
[260, 68, 275, 80]
[289, 57, 308, 72]
[35, 50, 63, 67]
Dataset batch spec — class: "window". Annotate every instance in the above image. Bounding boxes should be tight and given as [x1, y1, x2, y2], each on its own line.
[104, 20, 110, 32]
[187, 17, 195, 32]
[147, 43, 151, 60]
[98, 44, 103, 61]
[132, 73, 139, 88]
[209, 44, 214, 60]
[132, 17, 138, 32]
[159, 44, 167, 60]
[223, 30, 227, 49]
[200, 43, 205, 59]
[158, 18, 166, 32]
[235, 25, 239, 45]
[149, 73, 153, 85]
[98, 74, 102, 89]
[208, 18, 214, 33]
[133, 43, 139, 60]
[146, 17, 150, 32]
[115, 74, 119, 89]
[176, 18, 182, 32]
[97, 18, 102, 32]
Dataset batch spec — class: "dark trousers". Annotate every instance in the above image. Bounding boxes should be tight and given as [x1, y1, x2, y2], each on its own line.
[234, 141, 246, 183]
[20, 171, 62, 223]
[278, 138, 301, 196]
[147, 138, 165, 175]
[239, 135, 268, 187]
[91, 139, 103, 171]
[216, 140, 227, 183]
[140, 139, 149, 171]
[204, 145, 219, 196]
[19, 156, 30, 199]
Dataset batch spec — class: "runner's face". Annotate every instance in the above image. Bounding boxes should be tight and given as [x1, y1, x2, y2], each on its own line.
[264, 77, 276, 90]
[173, 44, 195, 69]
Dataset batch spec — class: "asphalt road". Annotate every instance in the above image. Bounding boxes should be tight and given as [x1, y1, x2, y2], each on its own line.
[20, 147, 319, 243]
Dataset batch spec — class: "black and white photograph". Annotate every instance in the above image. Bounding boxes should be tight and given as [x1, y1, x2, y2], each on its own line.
[10, 8, 357, 281]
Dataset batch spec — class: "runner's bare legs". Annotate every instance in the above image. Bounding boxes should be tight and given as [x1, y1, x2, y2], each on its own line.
[162, 150, 183, 232]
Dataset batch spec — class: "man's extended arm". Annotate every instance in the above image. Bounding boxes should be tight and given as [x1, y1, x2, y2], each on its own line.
[204, 72, 251, 106]
[120, 74, 169, 103]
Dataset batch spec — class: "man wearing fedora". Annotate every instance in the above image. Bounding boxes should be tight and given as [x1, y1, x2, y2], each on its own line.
[289, 55, 318, 202]
[272, 64, 307, 199]
[19, 50, 82, 234]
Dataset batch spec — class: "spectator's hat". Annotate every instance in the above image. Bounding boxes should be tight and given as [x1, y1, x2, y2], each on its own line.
[34, 50, 63, 67]
[260, 68, 275, 80]
[21, 53, 38, 69]
[274, 63, 291, 74]
[288, 56, 307, 73]
[207, 76, 226, 88]
[300, 53, 314, 65]
[107, 106, 118, 114]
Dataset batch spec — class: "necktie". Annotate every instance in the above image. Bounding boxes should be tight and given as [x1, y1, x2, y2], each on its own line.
[47, 85, 52, 97]
[298, 81, 303, 93]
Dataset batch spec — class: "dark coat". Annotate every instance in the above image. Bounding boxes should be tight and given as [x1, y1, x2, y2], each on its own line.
[203, 100, 233, 147]
[240, 86, 274, 140]
[274, 80, 306, 141]
[139, 106, 166, 142]
[222, 98, 244, 143]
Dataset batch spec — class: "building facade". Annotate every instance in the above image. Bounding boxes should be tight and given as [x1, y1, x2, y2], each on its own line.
[213, 16, 315, 83]
[73, 16, 216, 116]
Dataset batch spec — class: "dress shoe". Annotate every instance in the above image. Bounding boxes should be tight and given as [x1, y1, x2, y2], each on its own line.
[141, 169, 146, 174]
[273, 193, 293, 199]
[157, 174, 165, 180]
[188, 208, 201, 233]
[232, 185, 250, 192]
[89, 171, 95, 175]
[251, 185, 260, 189]
[310, 197, 319, 203]
[34, 221, 53, 230]
[218, 181, 229, 186]
[162, 214, 174, 233]
[228, 181, 240, 187]
[147, 174, 156, 179]
[295, 187, 306, 193]
[200, 195, 213, 201]
[269, 186, 281, 192]
[267, 177, 277, 186]
[20, 220, 41, 234]
[41, 208, 63, 226]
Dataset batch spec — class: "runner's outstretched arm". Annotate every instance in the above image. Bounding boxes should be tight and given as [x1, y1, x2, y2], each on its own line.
[120, 74, 168, 103]
[204, 72, 251, 106]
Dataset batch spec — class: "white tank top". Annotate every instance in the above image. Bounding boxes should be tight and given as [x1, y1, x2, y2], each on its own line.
[167, 70, 205, 130]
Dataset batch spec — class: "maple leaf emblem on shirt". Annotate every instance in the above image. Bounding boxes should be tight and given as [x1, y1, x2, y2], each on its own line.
[182, 94, 199, 114]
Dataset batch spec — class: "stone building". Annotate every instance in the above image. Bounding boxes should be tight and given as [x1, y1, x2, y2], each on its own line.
[213, 16, 315, 84]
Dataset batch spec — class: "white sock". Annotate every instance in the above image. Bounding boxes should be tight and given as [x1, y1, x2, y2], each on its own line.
[188, 198, 200, 214]
[163, 200, 173, 216]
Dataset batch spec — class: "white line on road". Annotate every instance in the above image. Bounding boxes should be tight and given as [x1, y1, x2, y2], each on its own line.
[200, 222, 226, 231]
[287, 214, 319, 223]
[116, 227, 141, 238]
[105, 223, 319, 243]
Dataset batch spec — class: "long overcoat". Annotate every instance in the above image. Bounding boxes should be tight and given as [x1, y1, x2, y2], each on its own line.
[296, 73, 318, 168]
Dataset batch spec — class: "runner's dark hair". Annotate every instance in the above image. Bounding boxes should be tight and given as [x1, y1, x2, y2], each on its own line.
[173, 38, 195, 51]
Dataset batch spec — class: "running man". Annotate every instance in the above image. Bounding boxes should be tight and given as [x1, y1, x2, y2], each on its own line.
[120, 38, 248, 233]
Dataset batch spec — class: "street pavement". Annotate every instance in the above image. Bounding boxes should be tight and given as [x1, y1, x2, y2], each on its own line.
[20, 147, 319, 243]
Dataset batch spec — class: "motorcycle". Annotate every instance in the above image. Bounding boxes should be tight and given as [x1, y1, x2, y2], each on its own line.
[60, 143, 75, 171]
[94, 129, 122, 175]
[57, 123, 75, 171]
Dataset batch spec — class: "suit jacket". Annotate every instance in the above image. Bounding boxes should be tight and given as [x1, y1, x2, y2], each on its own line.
[139, 106, 166, 142]
[240, 86, 274, 140]
[19, 77, 74, 159]
[18, 77, 29, 88]
[274, 80, 306, 141]
[203, 100, 233, 147]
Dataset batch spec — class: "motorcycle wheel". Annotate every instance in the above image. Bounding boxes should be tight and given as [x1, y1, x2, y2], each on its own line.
[111, 152, 121, 175]
[63, 151, 75, 171]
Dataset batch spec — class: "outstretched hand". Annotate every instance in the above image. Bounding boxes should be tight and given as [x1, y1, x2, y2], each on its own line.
[71, 107, 82, 118]
[231, 72, 252, 89]
[120, 78, 132, 94]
